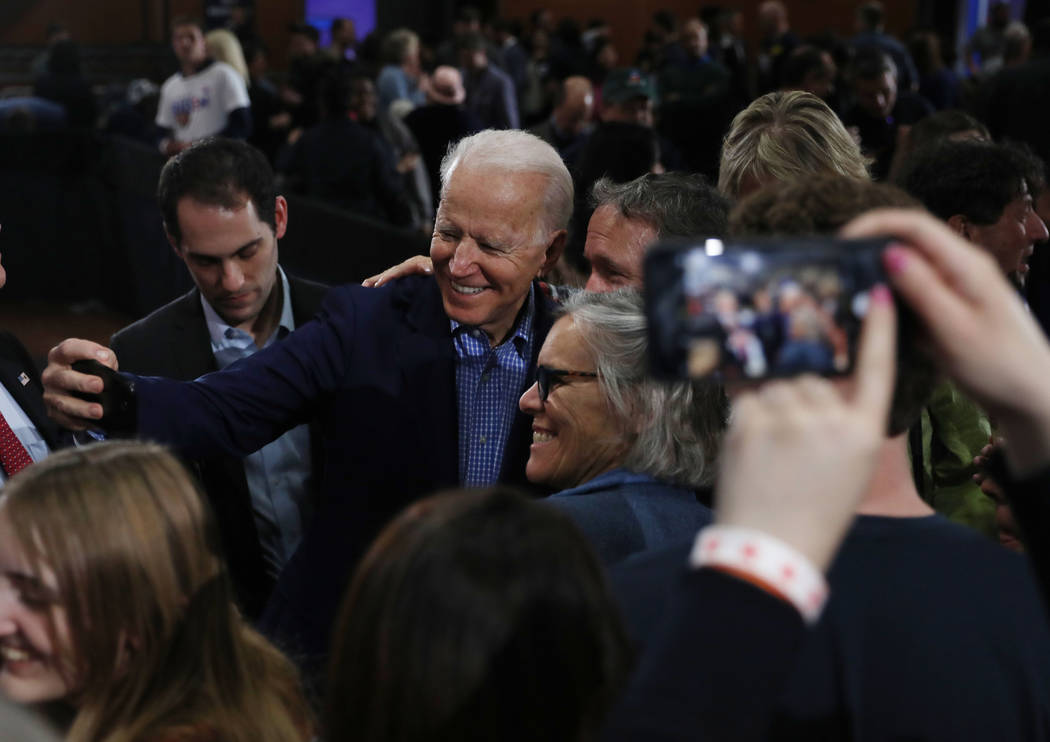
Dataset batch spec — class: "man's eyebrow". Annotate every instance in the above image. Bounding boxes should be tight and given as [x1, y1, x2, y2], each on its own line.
[186, 237, 262, 260]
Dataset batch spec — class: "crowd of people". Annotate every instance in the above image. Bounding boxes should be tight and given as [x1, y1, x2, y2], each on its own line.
[4, 1, 1050, 740]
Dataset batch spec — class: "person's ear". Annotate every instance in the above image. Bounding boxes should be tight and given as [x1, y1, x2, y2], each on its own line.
[165, 226, 183, 257]
[946, 214, 971, 240]
[273, 195, 289, 240]
[538, 230, 567, 277]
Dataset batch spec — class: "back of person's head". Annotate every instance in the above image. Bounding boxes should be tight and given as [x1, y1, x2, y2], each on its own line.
[319, 65, 354, 119]
[849, 46, 897, 82]
[905, 109, 989, 152]
[897, 139, 1029, 226]
[562, 289, 728, 487]
[157, 137, 277, 247]
[1003, 20, 1032, 63]
[325, 487, 631, 742]
[205, 28, 249, 83]
[908, 31, 945, 74]
[718, 91, 870, 199]
[857, 1, 885, 31]
[0, 442, 309, 742]
[780, 45, 833, 90]
[381, 28, 419, 64]
[728, 175, 936, 435]
[575, 122, 660, 191]
[590, 172, 729, 240]
[45, 39, 81, 76]
[440, 129, 574, 234]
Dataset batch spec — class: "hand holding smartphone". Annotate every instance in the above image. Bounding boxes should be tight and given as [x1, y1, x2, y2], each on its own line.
[71, 359, 137, 433]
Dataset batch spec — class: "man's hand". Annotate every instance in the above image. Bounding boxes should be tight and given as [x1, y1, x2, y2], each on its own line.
[361, 255, 433, 287]
[843, 209, 1050, 477]
[715, 284, 896, 571]
[42, 339, 119, 431]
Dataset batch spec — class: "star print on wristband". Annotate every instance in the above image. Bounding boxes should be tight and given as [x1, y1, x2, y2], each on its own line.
[690, 525, 829, 624]
[0, 413, 33, 477]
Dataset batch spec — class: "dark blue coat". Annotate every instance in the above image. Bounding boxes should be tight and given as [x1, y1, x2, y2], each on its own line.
[129, 275, 556, 660]
[546, 468, 712, 566]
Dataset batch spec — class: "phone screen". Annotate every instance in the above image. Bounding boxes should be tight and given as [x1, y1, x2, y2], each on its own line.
[645, 237, 889, 381]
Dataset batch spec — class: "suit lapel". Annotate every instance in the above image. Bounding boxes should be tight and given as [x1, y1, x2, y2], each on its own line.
[396, 277, 460, 488]
[0, 353, 60, 450]
[500, 283, 555, 493]
[170, 290, 220, 379]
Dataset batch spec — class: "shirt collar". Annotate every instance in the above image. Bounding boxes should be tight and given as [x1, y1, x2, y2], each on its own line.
[450, 283, 535, 357]
[201, 266, 294, 349]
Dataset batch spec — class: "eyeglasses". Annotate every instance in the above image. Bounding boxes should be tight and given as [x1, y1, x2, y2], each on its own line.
[535, 365, 599, 402]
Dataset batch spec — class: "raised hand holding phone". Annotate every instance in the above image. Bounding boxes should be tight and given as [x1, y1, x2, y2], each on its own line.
[713, 282, 897, 572]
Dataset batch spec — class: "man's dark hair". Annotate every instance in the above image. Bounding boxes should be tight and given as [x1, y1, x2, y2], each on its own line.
[898, 140, 1029, 226]
[320, 65, 354, 119]
[457, 5, 482, 24]
[905, 110, 988, 152]
[590, 172, 729, 239]
[857, 1, 885, 31]
[457, 32, 487, 53]
[331, 17, 352, 34]
[781, 45, 830, 88]
[849, 46, 897, 81]
[170, 15, 203, 33]
[652, 10, 677, 34]
[289, 22, 321, 45]
[157, 138, 277, 248]
[729, 174, 936, 436]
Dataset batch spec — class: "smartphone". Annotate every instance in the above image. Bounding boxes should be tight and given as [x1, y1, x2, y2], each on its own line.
[645, 237, 890, 381]
[71, 359, 137, 432]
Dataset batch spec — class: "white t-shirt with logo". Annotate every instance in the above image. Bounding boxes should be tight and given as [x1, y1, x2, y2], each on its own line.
[156, 60, 250, 143]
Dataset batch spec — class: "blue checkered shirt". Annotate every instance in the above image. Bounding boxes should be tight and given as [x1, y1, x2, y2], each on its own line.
[452, 286, 535, 487]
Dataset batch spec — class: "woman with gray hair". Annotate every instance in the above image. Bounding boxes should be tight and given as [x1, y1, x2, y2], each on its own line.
[519, 289, 727, 565]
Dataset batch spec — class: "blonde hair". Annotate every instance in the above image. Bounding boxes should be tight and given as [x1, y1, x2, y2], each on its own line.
[1, 442, 310, 742]
[717, 91, 870, 199]
[205, 28, 249, 83]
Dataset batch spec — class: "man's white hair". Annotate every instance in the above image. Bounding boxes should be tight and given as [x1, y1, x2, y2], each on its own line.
[439, 129, 574, 239]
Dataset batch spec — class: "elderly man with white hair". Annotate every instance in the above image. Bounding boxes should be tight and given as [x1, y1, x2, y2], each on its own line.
[41, 129, 572, 667]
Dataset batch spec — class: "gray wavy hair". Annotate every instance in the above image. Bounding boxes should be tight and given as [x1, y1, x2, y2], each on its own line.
[562, 290, 728, 488]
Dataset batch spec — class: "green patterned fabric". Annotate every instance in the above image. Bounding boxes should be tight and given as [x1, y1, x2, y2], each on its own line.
[913, 381, 996, 539]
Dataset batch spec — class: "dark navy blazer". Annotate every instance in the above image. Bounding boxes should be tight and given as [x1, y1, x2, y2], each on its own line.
[546, 468, 712, 567]
[129, 275, 555, 659]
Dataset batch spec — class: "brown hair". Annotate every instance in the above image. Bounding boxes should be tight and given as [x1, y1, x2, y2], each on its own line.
[728, 175, 937, 435]
[325, 487, 632, 742]
[1, 442, 311, 742]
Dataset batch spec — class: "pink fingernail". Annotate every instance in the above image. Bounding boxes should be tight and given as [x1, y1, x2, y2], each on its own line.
[870, 284, 892, 305]
[883, 245, 908, 274]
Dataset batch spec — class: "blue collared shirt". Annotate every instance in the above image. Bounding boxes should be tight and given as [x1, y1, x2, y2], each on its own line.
[202, 267, 314, 579]
[452, 286, 535, 487]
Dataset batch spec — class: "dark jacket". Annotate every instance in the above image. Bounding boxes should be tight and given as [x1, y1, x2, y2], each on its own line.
[0, 331, 66, 453]
[125, 276, 556, 662]
[110, 275, 330, 618]
[546, 468, 712, 566]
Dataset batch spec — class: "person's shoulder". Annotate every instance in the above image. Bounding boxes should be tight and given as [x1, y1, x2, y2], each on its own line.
[322, 274, 433, 313]
[159, 72, 182, 93]
[112, 289, 197, 345]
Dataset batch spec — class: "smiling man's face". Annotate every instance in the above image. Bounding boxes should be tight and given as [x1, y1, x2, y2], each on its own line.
[430, 165, 562, 345]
